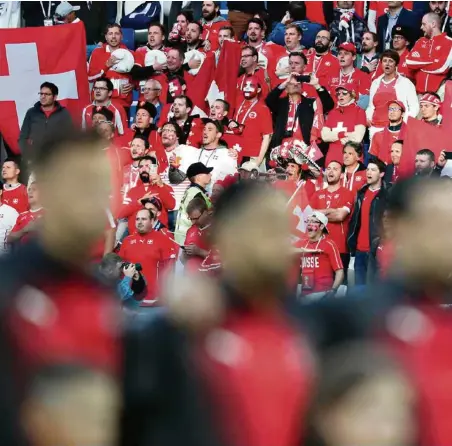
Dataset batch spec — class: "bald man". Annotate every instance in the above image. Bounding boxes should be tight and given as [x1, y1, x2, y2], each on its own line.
[406, 12, 452, 93]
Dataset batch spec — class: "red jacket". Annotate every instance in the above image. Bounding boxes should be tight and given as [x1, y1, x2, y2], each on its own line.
[305, 50, 340, 91]
[406, 32, 452, 93]
[2, 183, 29, 214]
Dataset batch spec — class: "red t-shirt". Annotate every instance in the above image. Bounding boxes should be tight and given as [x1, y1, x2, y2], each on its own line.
[329, 68, 371, 100]
[184, 224, 210, 272]
[310, 187, 354, 253]
[369, 124, 406, 164]
[2, 183, 29, 214]
[371, 77, 398, 127]
[342, 167, 367, 195]
[357, 188, 379, 252]
[305, 50, 340, 91]
[296, 236, 343, 294]
[10, 208, 44, 243]
[376, 239, 394, 278]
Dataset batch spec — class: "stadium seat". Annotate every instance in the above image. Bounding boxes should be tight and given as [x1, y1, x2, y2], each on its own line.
[122, 28, 136, 51]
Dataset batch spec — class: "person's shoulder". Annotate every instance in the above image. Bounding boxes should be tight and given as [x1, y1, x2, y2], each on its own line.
[1, 203, 18, 216]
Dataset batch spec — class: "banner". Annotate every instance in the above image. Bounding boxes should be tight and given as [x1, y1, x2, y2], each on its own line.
[0, 22, 90, 154]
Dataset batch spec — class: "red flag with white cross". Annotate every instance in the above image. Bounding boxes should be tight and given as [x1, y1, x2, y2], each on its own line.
[0, 22, 90, 154]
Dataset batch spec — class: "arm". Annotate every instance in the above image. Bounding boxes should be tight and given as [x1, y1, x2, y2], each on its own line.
[325, 207, 350, 222]
[406, 40, 436, 70]
[366, 79, 378, 123]
[403, 78, 420, 120]
[18, 110, 32, 153]
[332, 269, 344, 290]
[103, 227, 116, 255]
[117, 193, 143, 220]
[342, 124, 366, 144]
[265, 85, 285, 114]
[129, 64, 156, 81]
[321, 126, 340, 142]
[256, 134, 272, 166]
[316, 86, 335, 114]
[154, 183, 176, 211]
[88, 49, 111, 82]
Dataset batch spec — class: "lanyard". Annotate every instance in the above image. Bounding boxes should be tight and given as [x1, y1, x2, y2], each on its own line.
[198, 148, 217, 165]
[339, 69, 353, 85]
[343, 165, 359, 189]
[40, 1, 52, 18]
[303, 237, 323, 254]
[235, 99, 258, 125]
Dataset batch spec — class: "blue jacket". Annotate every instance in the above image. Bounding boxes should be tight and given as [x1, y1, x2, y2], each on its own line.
[268, 20, 324, 50]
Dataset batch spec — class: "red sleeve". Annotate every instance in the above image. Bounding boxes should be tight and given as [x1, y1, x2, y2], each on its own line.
[326, 239, 343, 271]
[184, 226, 198, 246]
[259, 104, 273, 135]
[406, 39, 434, 69]
[134, 48, 145, 67]
[358, 71, 371, 96]
[88, 47, 109, 81]
[155, 184, 176, 211]
[11, 214, 26, 233]
[309, 192, 320, 209]
[117, 188, 142, 219]
[356, 107, 367, 127]
[305, 181, 316, 200]
[340, 189, 354, 213]
[368, 130, 382, 157]
[118, 237, 129, 259]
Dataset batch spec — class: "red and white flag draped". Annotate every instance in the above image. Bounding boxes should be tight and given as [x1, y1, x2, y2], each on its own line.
[0, 22, 90, 154]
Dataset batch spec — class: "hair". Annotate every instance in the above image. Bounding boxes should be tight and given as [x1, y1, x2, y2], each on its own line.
[288, 1, 307, 20]
[40, 82, 58, 96]
[393, 139, 404, 146]
[101, 252, 122, 270]
[343, 141, 363, 157]
[138, 155, 157, 165]
[368, 157, 387, 173]
[161, 121, 184, 141]
[286, 23, 303, 36]
[241, 45, 259, 59]
[187, 196, 208, 215]
[416, 148, 435, 162]
[93, 107, 114, 122]
[178, 10, 194, 23]
[380, 49, 400, 65]
[136, 207, 155, 220]
[94, 77, 114, 92]
[424, 11, 442, 27]
[289, 51, 308, 65]
[167, 46, 185, 61]
[255, 10, 272, 35]
[148, 21, 166, 35]
[147, 78, 162, 90]
[215, 98, 230, 113]
[189, 20, 204, 35]
[132, 135, 150, 149]
[3, 157, 20, 170]
[364, 30, 378, 42]
[219, 25, 235, 37]
[105, 23, 122, 34]
[247, 17, 265, 31]
[175, 95, 193, 110]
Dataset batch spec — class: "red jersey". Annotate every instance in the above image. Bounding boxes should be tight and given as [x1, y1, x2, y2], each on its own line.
[184, 224, 210, 272]
[342, 166, 366, 194]
[198, 248, 222, 276]
[305, 50, 340, 91]
[82, 102, 128, 135]
[117, 181, 175, 231]
[2, 183, 29, 214]
[323, 103, 367, 165]
[373, 48, 415, 82]
[233, 99, 273, 158]
[329, 68, 371, 100]
[370, 77, 398, 127]
[121, 163, 141, 199]
[236, 70, 271, 108]
[88, 43, 134, 107]
[369, 123, 406, 164]
[10, 208, 44, 243]
[406, 33, 452, 93]
[119, 230, 178, 304]
[297, 236, 343, 294]
[310, 187, 354, 253]
[357, 187, 379, 252]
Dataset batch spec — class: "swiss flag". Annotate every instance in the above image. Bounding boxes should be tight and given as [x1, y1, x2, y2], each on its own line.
[441, 80, 452, 126]
[0, 22, 90, 154]
[206, 40, 242, 112]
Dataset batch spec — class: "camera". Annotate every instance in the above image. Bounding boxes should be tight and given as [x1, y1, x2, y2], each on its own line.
[295, 74, 311, 83]
[121, 262, 143, 272]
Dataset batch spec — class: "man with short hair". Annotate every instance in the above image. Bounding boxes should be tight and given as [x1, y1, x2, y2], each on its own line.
[342, 141, 367, 193]
[369, 100, 407, 164]
[142, 78, 163, 124]
[169, 95, 203, 146]
[119, 208, 178, 306]
[19, 82, 73, 154]
[118, 102, 158, 148]
[419, 93, 442, 125]
[415, 149, 440, 176]
[305, 30, 340, 90]
[175, 162, 212, 245]
[200, 1, 231, 51]
[121, 136, 149, 200]
[310, 160, 355, 275]
[185, 21, 204, 51]
[215, 26, 235, 64]
[8, 181, 44, 245]
[209, 99, 230, 124]
[82, 77, 127, 134]
[348, 158, 390, 285]
[406, 12, 452, 93]
[356, 31, 379, 73]
[0, 182, 19, 255]
[429, 0, 452, 37]
[1, 158, 29, 214]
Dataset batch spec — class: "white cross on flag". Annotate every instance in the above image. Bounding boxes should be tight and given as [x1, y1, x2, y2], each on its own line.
[0, 22, 90, 154]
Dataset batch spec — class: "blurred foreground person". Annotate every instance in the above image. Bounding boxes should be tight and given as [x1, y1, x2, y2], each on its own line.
[121, 182, 315, 446]
[0, 131, 121, 446]
[305, 342, 415, 446]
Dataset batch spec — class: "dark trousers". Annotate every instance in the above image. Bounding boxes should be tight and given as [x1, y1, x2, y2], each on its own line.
[354, 250, 370, 286]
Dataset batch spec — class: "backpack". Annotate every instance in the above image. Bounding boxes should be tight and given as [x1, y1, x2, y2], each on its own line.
[120, 1, 161, 30]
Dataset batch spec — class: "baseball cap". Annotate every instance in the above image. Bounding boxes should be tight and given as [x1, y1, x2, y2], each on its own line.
[391, 25, 411, 41]
[387, 100, 406, 112]
[335, 84, 352, 92]
[420, 93, 442, 106]
[239, 161, 259, 172]
[55, 1, 80, 17]
[186, 162, 214, 179]
[338, 42, 357, 55]
[137, 101, 157, 119]
[310, 211, 329, 234]
[201, 118, 224, 133]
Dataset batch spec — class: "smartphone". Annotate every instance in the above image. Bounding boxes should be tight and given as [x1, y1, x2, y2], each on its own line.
[150, 164, 158, 175]
[295, 74, 311, 83]
[444, 151, 452, 160]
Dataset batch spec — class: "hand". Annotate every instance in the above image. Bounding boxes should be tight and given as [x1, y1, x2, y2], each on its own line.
[228, 148, 238, 159]
[309, 165, 321, 178]
[366, 119, 372, 127]
[203, 39, 211, 52]
[184, 244, 199, 256]
[309, 73, 320, 89]
[123, 263, 136, 278]
[188, 57, 202, 70]
[323, 289, 338, 299]
[151, 173, 163, 186]
[438, 150, 447, 167]
[106, 55, 119, 68]
[363, 60, 378, 72]
[153, 61, 167, 72]
[131, 123, 137, 131]
[138, 191, 157, 205]
[121, 83, 133, 94]
[281, 11, 291, 24]
[228, 121, 239, 130]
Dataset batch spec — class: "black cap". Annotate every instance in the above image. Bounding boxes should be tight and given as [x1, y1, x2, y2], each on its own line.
[93, 106, 114, 122]
[186, 162, 214, 179]
[137, 101, 157, 119]
[391, 25, 411, 42]
[201, 118, 224, 133]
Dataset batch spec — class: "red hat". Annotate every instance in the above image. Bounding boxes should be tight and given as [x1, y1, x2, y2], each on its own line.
[387, 100, 406, 112]
[338, 42, 357, 54]
[420, 93, 442, 107]
[335, 84, 352, 92]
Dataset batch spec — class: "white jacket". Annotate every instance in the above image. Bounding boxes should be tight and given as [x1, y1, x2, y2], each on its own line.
[366, 74, 419, 123]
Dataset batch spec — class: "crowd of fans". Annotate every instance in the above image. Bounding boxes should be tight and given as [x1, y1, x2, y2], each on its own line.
[1, 2, 452, 446]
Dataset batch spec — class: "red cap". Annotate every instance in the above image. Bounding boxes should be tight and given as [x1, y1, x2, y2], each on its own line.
[335, 83, 352, 92]
[338, 42, 357, 54]
[420, 93, 441, 106]
[387, 100, 406, 112]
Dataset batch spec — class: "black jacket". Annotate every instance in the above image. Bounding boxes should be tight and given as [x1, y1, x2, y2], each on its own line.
[18, 101, 73, 155]
[265, 86, 334, 149]
[72, 1, 109, 44]
[347, 182, 391, 256]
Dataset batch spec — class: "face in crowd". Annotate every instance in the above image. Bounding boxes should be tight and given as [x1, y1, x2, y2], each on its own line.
[39, 86, 57, 108]
[390, 142, 403, 166]
[314, 30, 331, 54]
[105, 25, 122, 48]
[130, 137, 148, 160]
[161, 123, 179, 148]
[148, 24, 164, 49]
[209, 100, 227, 120]
[202, 122, 222, 146]
[286, 161, 301, 181]
[388, 103, 404, 124]
[343, 145, 360, 167]
[172, 97, 191, 120]
[202, 1, 218, 22]
[135, 209, 154, 235]
[326, 161, 342, 185]
[289, 54, 306, 75]
[336, 87, 353, 106]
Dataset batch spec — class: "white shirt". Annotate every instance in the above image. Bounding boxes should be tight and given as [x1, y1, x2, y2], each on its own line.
[0, 203, 19, 255]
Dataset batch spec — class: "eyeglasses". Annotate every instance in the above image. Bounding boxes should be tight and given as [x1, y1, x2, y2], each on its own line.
[392, 35, 405, 41]
[93, 87, 109, 91]
[388, 107, 402, 112]
[39, 92, 53, 96]
[336, 90, 349, 96]
[143, 88, 161, 92]
[189, 215, 202, 222]
[315, 36, 330, 42]
[241, 54, 253, 58]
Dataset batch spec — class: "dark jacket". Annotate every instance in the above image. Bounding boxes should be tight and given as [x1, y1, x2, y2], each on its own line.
[265, 86, 334, 149]
[72, 1, 109, 44]
[329, 9, 367, 54]
[347, 182, 391, 256]
[18, 101, 73, 155]
[384, 163, 396, 184]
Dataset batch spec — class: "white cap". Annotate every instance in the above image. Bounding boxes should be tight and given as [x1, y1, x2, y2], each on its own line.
[55, 2, 80, 17]
[239, 161, 259, 172]
[310, 211, 329, 233]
